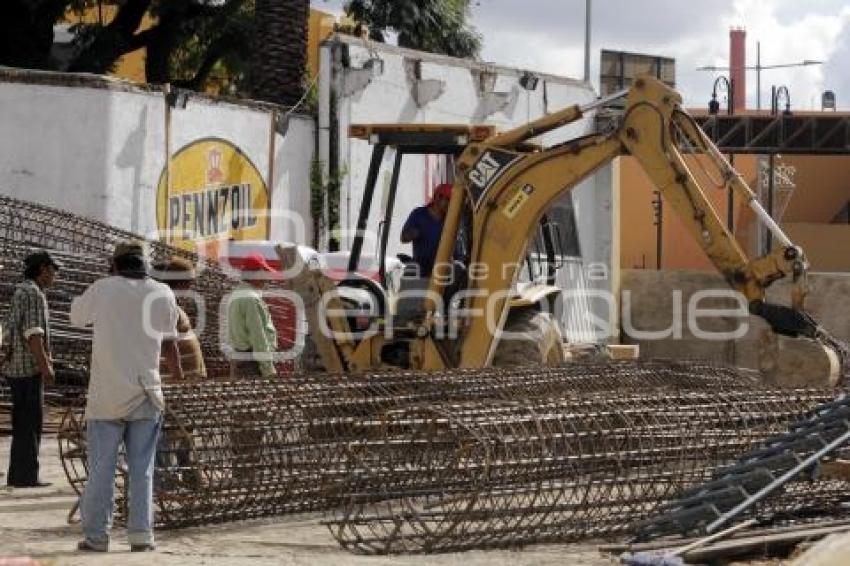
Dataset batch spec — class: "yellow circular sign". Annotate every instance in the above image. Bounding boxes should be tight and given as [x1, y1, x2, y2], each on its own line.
[156, 138, 269, 250]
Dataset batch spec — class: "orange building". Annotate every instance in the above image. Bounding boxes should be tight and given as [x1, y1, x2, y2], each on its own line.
[619, 137, 850, 272]
[621, 25, 850, 273]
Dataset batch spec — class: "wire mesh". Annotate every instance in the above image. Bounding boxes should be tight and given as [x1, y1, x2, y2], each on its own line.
[0, 193, 237, 385]
[54, 360, 844, 551]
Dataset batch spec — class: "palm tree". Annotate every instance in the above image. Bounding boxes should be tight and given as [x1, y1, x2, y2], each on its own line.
[252, 0, 309, 106]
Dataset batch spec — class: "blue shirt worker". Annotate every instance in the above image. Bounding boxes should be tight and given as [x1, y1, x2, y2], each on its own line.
[401, 183, 452, 276]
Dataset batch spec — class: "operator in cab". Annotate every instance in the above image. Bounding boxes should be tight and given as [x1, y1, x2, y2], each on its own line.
[400, 183, 452, 276]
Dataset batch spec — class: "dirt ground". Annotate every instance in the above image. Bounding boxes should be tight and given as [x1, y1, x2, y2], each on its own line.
[0, 435, 616, 565]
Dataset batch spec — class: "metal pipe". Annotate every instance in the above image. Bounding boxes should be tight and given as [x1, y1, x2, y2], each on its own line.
[378, 150, 403, 286]
[347, 144, 386, 273]
[682, 115, 793, 249]
[727, 155, 735, 231]
[757, 42, 761, 112]
[653, 190, 663, 270]
[486, 88, 627, 148]
[767, 153, 775, 253]
[584, 0, 591, 83]
[706, 424, 850, 534]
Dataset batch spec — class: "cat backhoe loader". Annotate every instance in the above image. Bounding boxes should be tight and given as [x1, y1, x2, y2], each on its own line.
[280, 75, 844, 383]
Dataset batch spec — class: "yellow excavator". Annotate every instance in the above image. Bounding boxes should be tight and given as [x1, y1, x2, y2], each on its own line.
[281, 75, 844, 383]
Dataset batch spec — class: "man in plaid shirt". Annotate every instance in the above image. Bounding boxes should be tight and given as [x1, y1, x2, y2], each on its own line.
[2, 250, 60, 488]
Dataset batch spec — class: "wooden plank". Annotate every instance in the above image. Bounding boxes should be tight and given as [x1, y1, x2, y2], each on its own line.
[609, 344, 639, 360]
[683, 523, 850, 563]
[820, 459, 850, 482]
[601, 518, 850, 554]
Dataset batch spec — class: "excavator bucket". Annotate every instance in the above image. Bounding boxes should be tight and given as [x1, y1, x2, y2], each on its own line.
[754, 301, 845, 387]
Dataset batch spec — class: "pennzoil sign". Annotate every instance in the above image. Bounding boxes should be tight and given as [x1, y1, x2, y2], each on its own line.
[156, 138, 268, 248]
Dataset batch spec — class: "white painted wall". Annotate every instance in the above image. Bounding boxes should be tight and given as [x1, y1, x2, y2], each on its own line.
[270, 116, 314, 245]
[0, 70, 315, 244]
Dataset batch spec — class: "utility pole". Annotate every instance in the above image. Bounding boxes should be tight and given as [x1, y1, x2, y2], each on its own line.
[652, 191, 663, 270]
[584, 0, 591, 83]
[756, 41, 761, 111]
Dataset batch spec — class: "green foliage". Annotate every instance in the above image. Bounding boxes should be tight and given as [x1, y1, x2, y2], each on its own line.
[164, 0, 255, 94]
[1, 0, 75, 69]
[301, 69, 320, 114]
[344, 0, 481, 59]
[3, 0, 307, 102]
[310, 158, 348, 248]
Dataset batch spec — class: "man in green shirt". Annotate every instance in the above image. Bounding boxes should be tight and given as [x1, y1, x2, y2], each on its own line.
[227, 254, 278, 378]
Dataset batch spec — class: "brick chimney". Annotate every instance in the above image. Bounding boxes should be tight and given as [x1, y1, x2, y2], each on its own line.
[730, 27, 746, 112]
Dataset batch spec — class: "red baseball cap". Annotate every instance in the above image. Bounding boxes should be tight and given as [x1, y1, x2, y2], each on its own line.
[430, 182, 453, 204]
[240, 253, 276, 274]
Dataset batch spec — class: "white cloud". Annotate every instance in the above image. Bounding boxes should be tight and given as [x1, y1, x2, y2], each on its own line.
[715, 0, 845, 110]
[821, 8, 850, 109]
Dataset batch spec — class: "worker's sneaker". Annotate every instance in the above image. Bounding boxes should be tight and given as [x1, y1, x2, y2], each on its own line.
[130, 543, 156, 552]
[77, 539, 108, 552]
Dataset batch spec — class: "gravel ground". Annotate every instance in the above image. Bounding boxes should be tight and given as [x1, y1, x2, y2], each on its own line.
[0, 435, 616, 565]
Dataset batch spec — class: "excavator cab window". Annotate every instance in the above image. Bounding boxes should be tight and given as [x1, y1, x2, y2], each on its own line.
[546, 195, 581, 258]
[347, 128, 471, 289]
[520, 222, 552, 285]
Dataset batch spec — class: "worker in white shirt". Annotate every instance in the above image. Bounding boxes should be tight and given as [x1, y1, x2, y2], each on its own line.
[70, 241, 183, 553]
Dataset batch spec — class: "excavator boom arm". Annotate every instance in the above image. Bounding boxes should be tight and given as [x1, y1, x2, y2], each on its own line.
[423, 75, 832, 369]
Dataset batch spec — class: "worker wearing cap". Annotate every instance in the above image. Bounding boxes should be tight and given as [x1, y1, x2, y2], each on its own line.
[70, 240, 183, 553]
[152, 256, 207, 382]
[151, 256, 206, 490]
[2, 250, 60, 488]
[401, 182, 452, 276]
[227, 253, 278, 379]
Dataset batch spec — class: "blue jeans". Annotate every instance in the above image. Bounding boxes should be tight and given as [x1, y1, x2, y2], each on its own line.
[80, 416, 162, 547]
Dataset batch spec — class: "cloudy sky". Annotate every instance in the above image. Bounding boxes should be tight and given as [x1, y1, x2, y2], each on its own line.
[314, 0, 850, 111]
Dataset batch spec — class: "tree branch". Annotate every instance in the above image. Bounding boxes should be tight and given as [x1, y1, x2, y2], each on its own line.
[66, 0, 153, 73]
[172, 34, 235, 91]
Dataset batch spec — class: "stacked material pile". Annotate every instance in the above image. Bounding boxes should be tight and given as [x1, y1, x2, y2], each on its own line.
[57, 361, 848, 554]
[0, 194, 239, 390]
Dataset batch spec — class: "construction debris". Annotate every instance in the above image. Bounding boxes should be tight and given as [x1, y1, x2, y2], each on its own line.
[636, 393, 850, 542]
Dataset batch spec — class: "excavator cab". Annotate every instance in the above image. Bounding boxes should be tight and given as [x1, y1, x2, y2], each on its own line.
[344, 124, 569, 347]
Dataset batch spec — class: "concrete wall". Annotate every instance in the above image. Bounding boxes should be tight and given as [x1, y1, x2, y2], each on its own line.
[0, 69, 314, 247]
[621, 269, 850, 372]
